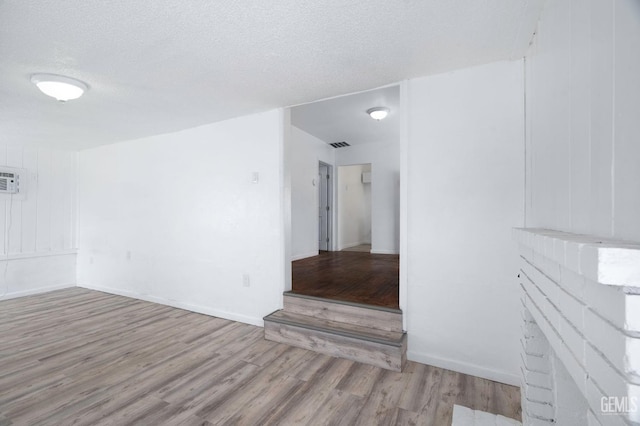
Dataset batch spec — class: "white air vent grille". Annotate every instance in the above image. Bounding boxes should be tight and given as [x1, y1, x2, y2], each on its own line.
[330, 141, 350, 148]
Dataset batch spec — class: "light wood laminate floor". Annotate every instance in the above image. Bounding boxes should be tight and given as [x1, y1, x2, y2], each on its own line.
[0, 288, 521, 425]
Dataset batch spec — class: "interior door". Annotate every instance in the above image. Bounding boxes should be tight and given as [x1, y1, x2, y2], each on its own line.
[318, 163, 330, 251]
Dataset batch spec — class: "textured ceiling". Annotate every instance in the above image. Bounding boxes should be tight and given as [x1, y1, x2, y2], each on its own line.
[292, 86, 400, 146]
[0, 0, 544, 150]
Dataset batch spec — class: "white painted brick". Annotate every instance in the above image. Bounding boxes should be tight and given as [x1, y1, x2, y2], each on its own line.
[522, 334, 551, 356]
[525, 385, 554, 404]
[521, 366, 553, 389]
[525, 279, 561, 334]
[556, 287, 585, 332]
[552, 238, 567, 266]
[585, 379, 629, 426]
[626, 294, 640, 332]
[543, 235, 555, 260]
[521, 352, 551, 373]
[585, 277, 628, 330]
[586, 409, 602, 426]
[598, 246, 640, 287]
[557, 314, 586, 367]
[585, 345, 628, 402]
[552, 338, 588, 396]
[584, 309, 636, 375]
[580, 244, 640, 287]
[519, 243, 534, 262]
[533, 234, 546, 258]
[628, 382, 640, 424]
[565, 241, 583, 275]
[525, 400, 554, 420]
[522, 306, 536, 323]
[560, 266, 586, 302]
[579, 245, 601, 284]
[522, 413, 554, 426]
[627, 337, 640, 377]
[543, 257, 561, 286]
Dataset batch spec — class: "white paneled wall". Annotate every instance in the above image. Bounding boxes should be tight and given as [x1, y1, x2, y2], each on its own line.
[77, 110, 285, 326]
[290, 126, 334, 260]
[525, 0, 640, 242]
[406, 60, 525, 385]
[0, 144, 77, 299]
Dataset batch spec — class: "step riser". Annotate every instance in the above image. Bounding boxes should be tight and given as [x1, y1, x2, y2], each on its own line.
[264, 321, 406, 372]
[283, 295, 403, 333]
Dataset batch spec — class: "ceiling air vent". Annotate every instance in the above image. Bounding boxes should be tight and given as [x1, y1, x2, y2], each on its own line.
[330, 141, 350, 148]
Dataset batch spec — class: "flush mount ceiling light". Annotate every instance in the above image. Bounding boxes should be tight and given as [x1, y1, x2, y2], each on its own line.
[366, 106, 390, 121]
[30, 73, 88, 102]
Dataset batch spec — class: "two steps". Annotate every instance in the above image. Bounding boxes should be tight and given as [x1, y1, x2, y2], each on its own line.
[263, 292, 406, 371]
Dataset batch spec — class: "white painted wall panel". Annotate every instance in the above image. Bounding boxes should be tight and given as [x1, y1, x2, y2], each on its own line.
[0, 145, 78, 299]
[337, 164, 371, 250]
[406, 60, 525, 385]
[290, 126, 334, 260]
[613, 0, 640, 241]
[77, 110, 285, 326]
[526, 0, 640, 242]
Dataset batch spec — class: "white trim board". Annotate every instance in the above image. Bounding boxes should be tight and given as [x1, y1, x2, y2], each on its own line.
[77, 283, 265, 327]
[407, 350, 520, 387]
[0, 283, 76, 301]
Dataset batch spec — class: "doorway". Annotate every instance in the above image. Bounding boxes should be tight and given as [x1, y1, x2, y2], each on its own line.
[318, 162, 332, 252]
[337, 163, 371, 253]
[287, 85, 401, 309]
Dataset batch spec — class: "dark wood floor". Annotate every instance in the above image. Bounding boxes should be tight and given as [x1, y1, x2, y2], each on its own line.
[0, 288, 521, 425]
[292, 251, 399, 309]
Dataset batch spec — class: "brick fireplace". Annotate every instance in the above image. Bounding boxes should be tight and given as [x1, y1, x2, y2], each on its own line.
[514, 228, 640, 425]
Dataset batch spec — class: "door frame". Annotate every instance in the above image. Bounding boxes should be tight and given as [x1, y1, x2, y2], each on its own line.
[318, 161, 333, 251]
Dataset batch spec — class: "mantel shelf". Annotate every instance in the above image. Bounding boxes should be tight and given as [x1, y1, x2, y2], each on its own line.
[513, 228, 640, 289]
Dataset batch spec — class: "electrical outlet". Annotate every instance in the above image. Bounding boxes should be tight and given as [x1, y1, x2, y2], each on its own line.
[242, 274, 251, 288]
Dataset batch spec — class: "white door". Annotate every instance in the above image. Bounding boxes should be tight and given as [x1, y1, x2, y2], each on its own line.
[318, 163, 331, 251]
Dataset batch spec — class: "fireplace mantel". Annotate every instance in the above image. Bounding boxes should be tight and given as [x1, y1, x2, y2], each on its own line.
[514, 228, 640, 425]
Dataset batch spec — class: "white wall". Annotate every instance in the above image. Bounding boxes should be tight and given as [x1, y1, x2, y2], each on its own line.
[337, 164, 371, 250]
[290, 126, 334, 260]
[335, 142, 399, 254]
[0, 145, 77, 300]
[525, 0, 640, 242]
[77, 110, 285, 326]
[405, 60, 525, 385]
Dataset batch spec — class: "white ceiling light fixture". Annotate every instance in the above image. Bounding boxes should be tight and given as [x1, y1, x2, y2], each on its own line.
[366, 106, 389, 121]
[30, 73, 88, 102]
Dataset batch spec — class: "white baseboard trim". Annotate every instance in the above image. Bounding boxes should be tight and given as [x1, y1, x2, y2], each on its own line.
[0, 283, 76, 301]
[407, 350, 520, 387]
[291, 251, 318, 261]
[338, 242, 370, 251]
[77, 283, 264, 327]
[370, 249, 399, 255]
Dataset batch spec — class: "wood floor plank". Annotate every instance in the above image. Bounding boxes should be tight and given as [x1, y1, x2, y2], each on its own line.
[292, 251, 399, 308]
[0, 288, 521, 425]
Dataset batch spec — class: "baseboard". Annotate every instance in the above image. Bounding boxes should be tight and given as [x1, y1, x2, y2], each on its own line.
[407, 350, 520, 387]
[291, 251, 318, 261]
[339, 242, 370, 251]
[370, 249, 399, 255]
[77, 283, 264, 327]
[0, 283, 76, 301]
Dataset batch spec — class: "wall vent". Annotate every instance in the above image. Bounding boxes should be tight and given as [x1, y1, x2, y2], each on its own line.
[330, 141, 350, 148]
